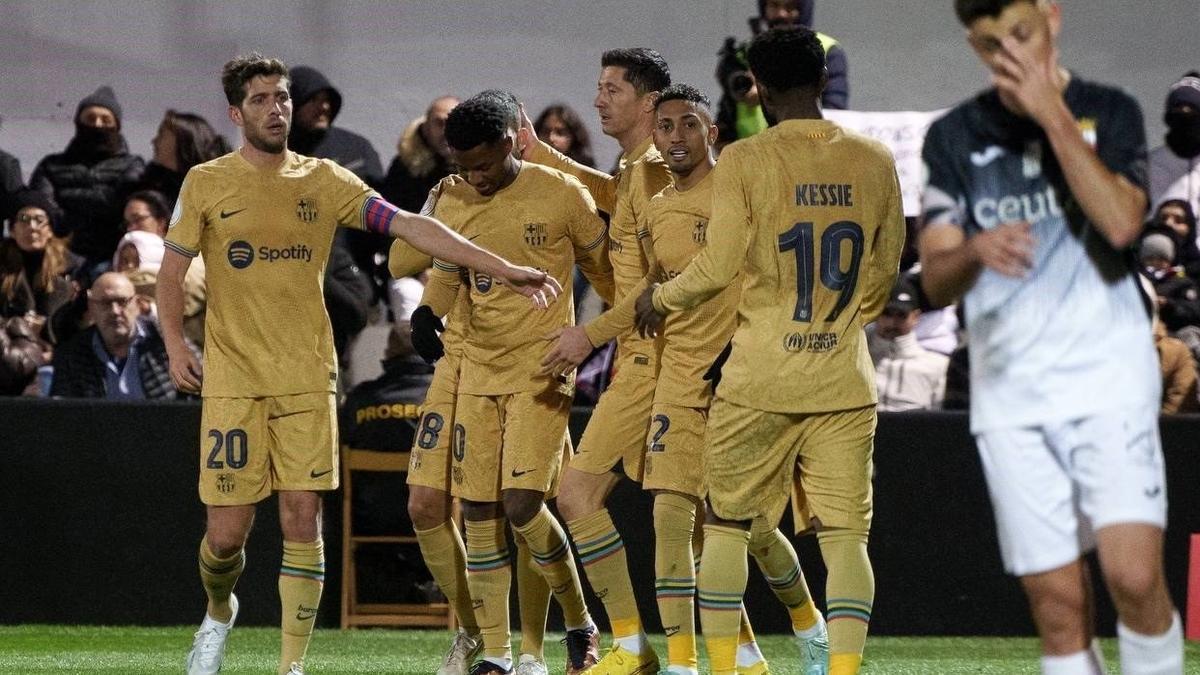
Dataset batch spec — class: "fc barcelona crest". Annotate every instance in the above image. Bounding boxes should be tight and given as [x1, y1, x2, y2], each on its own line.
[524, 222, 548, 247]
[296, 197, 318, 222]
[693, 220, 708, 244]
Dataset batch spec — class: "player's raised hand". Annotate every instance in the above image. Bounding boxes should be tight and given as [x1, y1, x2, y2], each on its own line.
[971, 221, 1035, 278]
[635, 284, 665, 338]
[501, 264, 562, 309]
[517, 104, 538, 161]
[167, 345, 203, 395]
[540, 326, 594, 377]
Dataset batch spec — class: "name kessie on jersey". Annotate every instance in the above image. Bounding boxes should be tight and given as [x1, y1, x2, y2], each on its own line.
[795, 183, 854, 207]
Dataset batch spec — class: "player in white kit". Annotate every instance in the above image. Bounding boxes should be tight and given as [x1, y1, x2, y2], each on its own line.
[918, 2, 1183, 674]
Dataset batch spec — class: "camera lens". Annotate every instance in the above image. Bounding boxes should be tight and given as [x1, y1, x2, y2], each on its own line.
[730, 72, 753, 96]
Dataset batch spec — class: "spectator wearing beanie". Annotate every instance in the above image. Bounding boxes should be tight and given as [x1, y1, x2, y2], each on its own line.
[1151, 72, 1200, 220]
[1140, 232, 1200, 333]
[0, 190, 82, 341]
[28, 85, 145, 275]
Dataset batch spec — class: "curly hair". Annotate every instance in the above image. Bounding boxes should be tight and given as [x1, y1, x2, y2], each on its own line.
[221, 53, 289, 107]
[746, 27, 825, 93]
[445, 97, 510, 152]
[472, 90, 520, 130]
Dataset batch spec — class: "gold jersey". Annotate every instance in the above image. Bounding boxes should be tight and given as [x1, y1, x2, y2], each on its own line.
[419, 162, 611, 395]
[530, 137, 672, 370]
[166, 150, 378, 397]
[653, 120, 906, 414]
[646, 171, 739, 408]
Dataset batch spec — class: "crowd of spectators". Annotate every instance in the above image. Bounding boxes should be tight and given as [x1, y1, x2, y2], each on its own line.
[1, 34, 1196, 417]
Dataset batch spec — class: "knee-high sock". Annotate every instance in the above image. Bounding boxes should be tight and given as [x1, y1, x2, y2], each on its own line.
[465, 518, 512, 666]
[818, 529, 873, 675]
[698, 525, 750, 675]
[199, 536, 244, 624]
[654, 494, 698, 670]
[567, 509, 639, 638]
[1118, 612, 1183, 675]
[749, 528, 819, 633]
[278, 539, 324, 674]
[513, 505, 592, 630]
[415, 520, 479, 635]
[514, 529, 551, 658]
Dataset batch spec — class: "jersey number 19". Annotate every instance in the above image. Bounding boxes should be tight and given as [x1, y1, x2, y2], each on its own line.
[778, 220, 864, 323]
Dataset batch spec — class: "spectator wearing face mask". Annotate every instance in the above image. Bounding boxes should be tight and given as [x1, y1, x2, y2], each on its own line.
[1150, 72, 1200, 227]
[28, 86, 145, 275]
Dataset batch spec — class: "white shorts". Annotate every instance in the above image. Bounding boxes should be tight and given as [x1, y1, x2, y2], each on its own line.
[975, 404, 1167, 576]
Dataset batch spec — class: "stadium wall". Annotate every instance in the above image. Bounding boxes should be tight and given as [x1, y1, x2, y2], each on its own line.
[3, 399, 1198, 635]
[1, 0, 1195, 178]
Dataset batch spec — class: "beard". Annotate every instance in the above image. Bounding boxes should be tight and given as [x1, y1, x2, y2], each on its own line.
[245, 127, 287, 154]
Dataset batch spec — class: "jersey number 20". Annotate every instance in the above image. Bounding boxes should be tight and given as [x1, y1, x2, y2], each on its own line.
[778, 220, 864, 323]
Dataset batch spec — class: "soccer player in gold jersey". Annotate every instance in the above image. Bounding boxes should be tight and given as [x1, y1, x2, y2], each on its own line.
[640, 83, 829, 675]
[158, 55, 559, 675]
[519, 48, 676, 673]
[393, 91, 580, 675]
[415, 95, 614, 675]
[636, 28, 905, 675]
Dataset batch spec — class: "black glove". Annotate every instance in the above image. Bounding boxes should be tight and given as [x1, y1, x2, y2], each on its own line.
[703, 341, 733, 390]
[410, 305, 445, 364]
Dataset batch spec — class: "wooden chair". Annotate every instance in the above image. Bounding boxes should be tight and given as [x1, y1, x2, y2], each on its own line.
[339, 446, 455, 628]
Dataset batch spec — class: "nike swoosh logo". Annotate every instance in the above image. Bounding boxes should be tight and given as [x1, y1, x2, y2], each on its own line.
[310, 468, 334, 479]
[296, 609, 318, 621]
[220, 208, 247, 219]
[969, 146, 1005, 167]
[510, 468, 534, 477]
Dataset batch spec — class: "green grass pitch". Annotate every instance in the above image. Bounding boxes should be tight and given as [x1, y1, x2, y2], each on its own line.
[2, 626, 1199, 674]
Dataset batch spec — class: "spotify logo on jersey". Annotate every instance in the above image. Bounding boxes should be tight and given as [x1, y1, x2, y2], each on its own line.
[228, 240, 254, 269]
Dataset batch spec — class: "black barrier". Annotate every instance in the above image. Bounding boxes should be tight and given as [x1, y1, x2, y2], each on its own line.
[1, 399, 1197, 635]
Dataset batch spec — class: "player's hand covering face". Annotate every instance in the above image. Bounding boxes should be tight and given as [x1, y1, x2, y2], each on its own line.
[635, 284, 665, 337]
[500, 265, 563, 309]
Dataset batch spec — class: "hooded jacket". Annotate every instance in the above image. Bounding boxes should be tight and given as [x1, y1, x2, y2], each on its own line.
[287, 66, 383, 183]
[28, 86, 145, 263]
[379, 116, 454, 213]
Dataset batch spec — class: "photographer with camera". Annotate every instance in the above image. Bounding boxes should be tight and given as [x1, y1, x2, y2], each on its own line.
[715, 0, 849, 148]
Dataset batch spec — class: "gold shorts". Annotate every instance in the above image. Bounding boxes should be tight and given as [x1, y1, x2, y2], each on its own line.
[571, 371, 656, 481]
[199, 392, 338, 505]
[642, 403, 707, 499]
[451, 388, 571, 502]
[407, 354, 461, 491]
[705, 397, 875, 533]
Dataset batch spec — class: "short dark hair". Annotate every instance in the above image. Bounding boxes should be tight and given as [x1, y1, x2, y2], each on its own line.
[445, 97, 510, 152]
[656, 83, 712, 114]
[221, 53, 289, 107]
[746, 27, 825, 93]
[601, 48, 671, 96]
[954, 0, 1033, 26]
[126, 190, 172, 221]
[472, 89, 520, 129]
